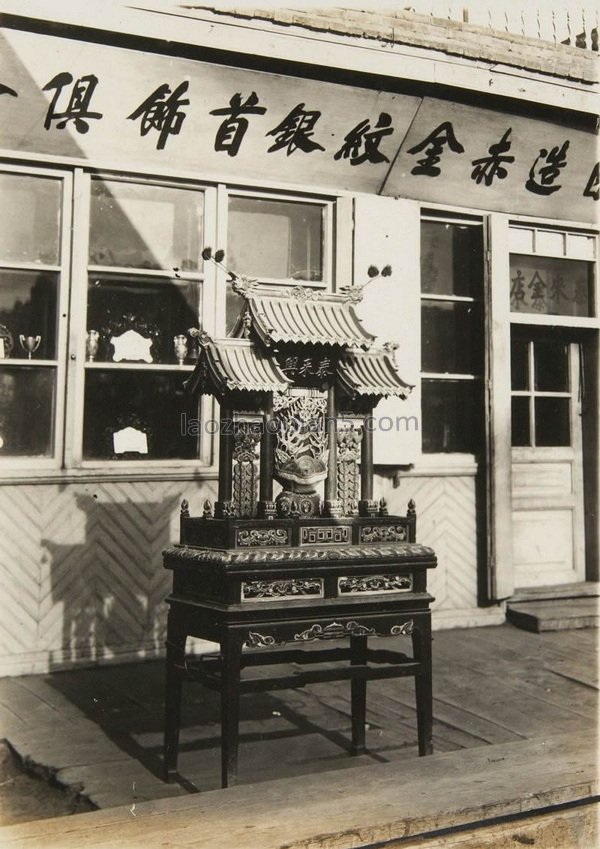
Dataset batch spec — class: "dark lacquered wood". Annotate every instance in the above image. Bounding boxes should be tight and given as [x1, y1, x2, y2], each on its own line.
[163, 525, 436, 788]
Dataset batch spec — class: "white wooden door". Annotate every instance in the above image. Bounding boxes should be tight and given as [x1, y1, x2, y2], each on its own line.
[510, 331, 585, 588]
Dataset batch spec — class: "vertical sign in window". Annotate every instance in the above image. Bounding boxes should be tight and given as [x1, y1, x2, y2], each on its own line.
[420, 219, 484, 453]
[0, 171, 64, 458]
[83, 178, 205, 462]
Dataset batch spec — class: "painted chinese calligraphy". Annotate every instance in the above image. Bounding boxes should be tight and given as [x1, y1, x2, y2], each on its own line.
[281, 355, 332, 379]
[510, 263, 588, 316]
[471, 128, 514, 186]
[334, 112, 393, 165]
[128, 81, 189, 150]
[583, 163, 599, 201]
[43, 72, 102, 133]
[525, 141, 569, 195]
[210, 91, 266, 156]
[408, 121, 464, 176]
[267, 103, 325, 155]
[0, 84, 17, 97]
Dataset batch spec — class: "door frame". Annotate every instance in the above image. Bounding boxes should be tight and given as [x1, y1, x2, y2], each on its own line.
[486, 214, 599, 601]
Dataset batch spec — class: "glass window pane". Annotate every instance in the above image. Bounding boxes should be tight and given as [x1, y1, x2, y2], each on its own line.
[534, 339, 569, 392]
[421, 221, 483, 297]
[511, 397, 531, 446]
[227, 196, 324, 281]
[0, 173, 62, 265]
[422, 379, 481, 453]
[83, 370, 201, 460]
[535, 397, 570, 447]
[89, 181, 203, 271]
[225, 279, 245, 336]
[535, 230, 565, 256]
[0, 367, 55, 456]
[510, 336, 529, 391]
[510, 254, 593, 317]
[421, 301, 481, 374]
[0, 270, 59, 360]
[86, 276, 200, 365]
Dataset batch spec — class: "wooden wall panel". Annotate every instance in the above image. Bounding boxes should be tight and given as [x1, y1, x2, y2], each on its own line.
[375, 473, 480, 614]
[0, 480, 217, 675]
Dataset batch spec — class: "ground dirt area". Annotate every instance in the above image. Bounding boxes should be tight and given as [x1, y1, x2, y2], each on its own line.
[0, 740, 95, 826]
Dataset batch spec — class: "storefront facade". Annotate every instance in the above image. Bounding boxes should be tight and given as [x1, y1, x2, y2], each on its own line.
[0, 3, 597, 674]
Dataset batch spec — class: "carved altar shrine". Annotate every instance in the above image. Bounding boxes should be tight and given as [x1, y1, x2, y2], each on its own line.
[162, 263, 437, 787]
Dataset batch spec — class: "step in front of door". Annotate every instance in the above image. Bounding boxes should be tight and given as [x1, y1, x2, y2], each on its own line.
[507, 597, 600, 632]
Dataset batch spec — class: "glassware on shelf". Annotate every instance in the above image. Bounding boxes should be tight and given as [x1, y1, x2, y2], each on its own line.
[173, 334, 188, 365]
[86, 329, 100, 362]
[19, 335, 41, 359]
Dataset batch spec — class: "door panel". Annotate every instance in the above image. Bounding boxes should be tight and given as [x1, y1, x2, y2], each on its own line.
[510, 331, 585, 588]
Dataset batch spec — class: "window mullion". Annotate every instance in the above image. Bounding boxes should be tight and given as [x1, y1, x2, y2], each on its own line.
[63, 168, 91, 470]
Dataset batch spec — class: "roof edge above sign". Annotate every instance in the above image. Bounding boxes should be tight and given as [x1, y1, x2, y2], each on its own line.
[0, 0, 597, 116]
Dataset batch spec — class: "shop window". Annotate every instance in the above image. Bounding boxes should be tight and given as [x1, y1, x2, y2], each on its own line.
[225, 193, 330, 334]
[82, 177, 205, 462]
[420, 219, 484, 453]
[227, 196, 324, 282]
[0, 169, 66, 459]
[0, 168, 335, 471]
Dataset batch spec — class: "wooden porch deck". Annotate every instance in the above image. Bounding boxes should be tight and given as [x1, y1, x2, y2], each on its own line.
[0, 623, 597, 846]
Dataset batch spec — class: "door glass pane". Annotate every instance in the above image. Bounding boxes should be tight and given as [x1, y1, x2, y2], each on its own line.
[535, 397, 570, 446]
[86, 276, 200, 365]
[0, 173, 62, 265]
[534, 340, 569, 392]
[227, 196, 324, 281]
[510, 254, 593, 317]
[89, 181, 203, 271]
[511, 397, 530, 446]
[421, 301, 481, 374]
[0, 367, 55, 456]
[421, 221, 483, 297]
[510, 336, 529, 390]
[0, 270, 59, 360]
[83, 370, 200, 460]
[421, 379, 481, 453]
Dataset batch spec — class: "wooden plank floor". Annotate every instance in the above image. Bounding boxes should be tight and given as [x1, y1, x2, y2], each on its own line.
[0, 623, 596, 813]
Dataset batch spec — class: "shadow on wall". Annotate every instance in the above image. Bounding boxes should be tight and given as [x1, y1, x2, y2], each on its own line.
[42, 491, 181, 672]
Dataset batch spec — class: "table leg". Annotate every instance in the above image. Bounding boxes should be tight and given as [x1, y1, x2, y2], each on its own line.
[350, 634, 368, 755]
[220, 632, 243, 788]
[412, 617, 433, 756]
[163, 610, 187, 781]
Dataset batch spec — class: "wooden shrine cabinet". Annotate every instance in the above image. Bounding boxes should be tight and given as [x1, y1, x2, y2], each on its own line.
[163, 266, 437, 788]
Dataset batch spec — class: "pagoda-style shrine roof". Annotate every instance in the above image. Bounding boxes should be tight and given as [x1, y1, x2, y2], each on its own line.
[185, 338, 291, 396]
[337, 349, 413, 399]
[236, 285, 375, 349]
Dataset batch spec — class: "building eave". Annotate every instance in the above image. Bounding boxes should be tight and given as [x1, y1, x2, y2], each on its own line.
[0, 0, 597, 117]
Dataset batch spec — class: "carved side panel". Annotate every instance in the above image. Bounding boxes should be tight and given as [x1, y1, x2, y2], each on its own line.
[232, 421, 261, 518]
[336, 425, 361, 515]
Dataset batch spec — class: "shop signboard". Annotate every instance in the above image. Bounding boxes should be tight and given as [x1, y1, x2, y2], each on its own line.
[0, 28, 597, 221]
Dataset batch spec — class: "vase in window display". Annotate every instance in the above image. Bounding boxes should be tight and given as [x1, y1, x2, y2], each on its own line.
[173, 334, 188, 365]
[86, 330, 100, 362]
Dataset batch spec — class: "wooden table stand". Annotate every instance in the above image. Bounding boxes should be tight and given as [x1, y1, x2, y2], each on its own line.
[163, 510, 436, 788]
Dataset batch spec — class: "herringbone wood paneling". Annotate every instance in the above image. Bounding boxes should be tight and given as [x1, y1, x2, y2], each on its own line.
[376, 474, 479, 611]
[0, 480, 217, 674]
